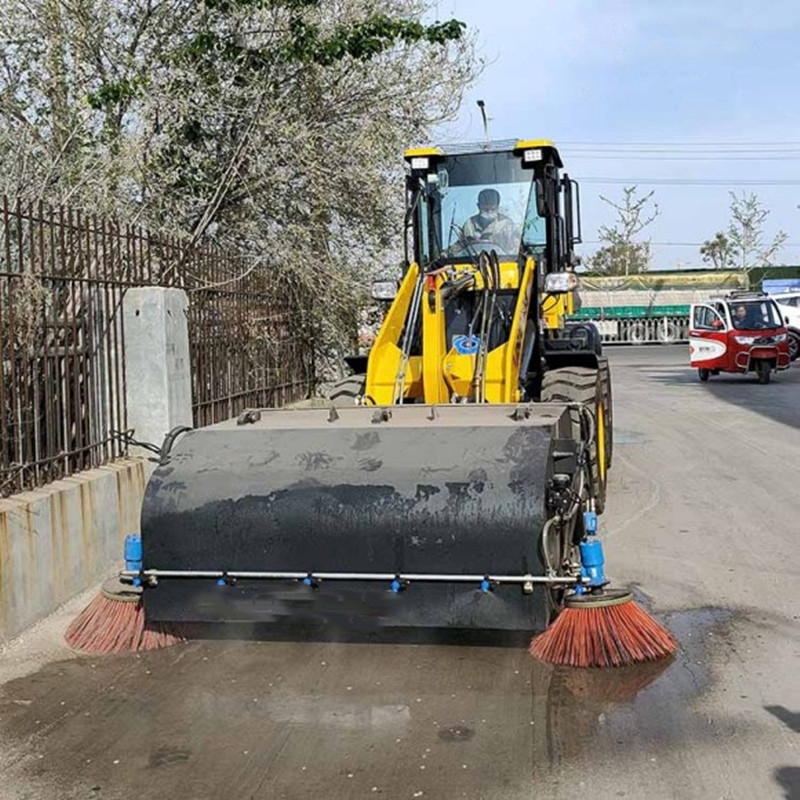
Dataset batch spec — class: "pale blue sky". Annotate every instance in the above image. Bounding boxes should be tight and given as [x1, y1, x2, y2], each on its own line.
[431, 0, 800, 269]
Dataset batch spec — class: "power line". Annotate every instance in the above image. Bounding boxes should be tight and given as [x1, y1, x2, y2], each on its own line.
[569, 154, 800, 161]
[580, 177, 800, 186]
[564, 147, 800, 154]
[582, 240, 800, 248]
[560, 140, 800, 147]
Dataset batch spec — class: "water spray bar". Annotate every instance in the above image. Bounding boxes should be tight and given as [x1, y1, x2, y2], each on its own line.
[121, 569, 586, 585]
[121, 537, 588, 592]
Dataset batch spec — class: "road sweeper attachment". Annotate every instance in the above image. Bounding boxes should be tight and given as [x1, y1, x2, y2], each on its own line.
[140, 402, 591, 630]
[134, 139, 614, 635]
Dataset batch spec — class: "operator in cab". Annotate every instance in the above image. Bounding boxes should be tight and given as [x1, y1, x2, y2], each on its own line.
[460, 188, 518, 253]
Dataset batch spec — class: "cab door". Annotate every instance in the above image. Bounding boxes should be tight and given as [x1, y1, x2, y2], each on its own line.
[689, 304, 729, 369]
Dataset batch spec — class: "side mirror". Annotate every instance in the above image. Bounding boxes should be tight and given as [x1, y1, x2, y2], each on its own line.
[371, 279, 398, 301]
[786, 316, 790, 325]
[436, 168, 449, 196]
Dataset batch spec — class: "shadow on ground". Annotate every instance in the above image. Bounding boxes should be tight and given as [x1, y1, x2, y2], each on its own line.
[768, 707, 800, 799]
[633, 358, 800, 430]
[774, 766, 800, 800]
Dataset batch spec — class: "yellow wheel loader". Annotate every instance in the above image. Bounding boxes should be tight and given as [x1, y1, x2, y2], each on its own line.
[133, 139, 613, 635]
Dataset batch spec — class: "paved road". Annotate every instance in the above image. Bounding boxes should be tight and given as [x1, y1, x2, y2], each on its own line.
[1, 346, 799, 800]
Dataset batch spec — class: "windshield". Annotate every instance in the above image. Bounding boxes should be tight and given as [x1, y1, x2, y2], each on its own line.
[418, 151, 545, 263]
[728, 300, 783, 331]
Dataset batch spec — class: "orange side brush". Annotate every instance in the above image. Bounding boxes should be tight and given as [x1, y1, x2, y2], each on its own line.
[65, 578, 185, 655]
[529, 590, 677, 669]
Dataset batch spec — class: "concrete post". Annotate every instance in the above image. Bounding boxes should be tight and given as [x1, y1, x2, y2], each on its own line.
[122, 288, 193, 459]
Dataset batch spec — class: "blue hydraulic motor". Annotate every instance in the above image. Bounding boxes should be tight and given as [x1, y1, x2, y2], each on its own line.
[575, 511, 607, 594]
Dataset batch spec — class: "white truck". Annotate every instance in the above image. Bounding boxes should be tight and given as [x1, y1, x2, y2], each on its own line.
[768, 290, 800, 361]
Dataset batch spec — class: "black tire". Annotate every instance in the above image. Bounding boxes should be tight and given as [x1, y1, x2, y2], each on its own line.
[698, 368, 710, 382]
[756, 360, 771, 385]
[788, 330, 800, 362]
[328, 375, 366, 407]
[540, 366, 608, 514]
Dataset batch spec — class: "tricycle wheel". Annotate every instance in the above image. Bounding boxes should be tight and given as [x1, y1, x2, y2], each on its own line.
[756, 360, 771, 384]
[698, 368, 710, 382]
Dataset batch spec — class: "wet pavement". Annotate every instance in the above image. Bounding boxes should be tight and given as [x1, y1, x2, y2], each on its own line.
[0, 607, 736, 800]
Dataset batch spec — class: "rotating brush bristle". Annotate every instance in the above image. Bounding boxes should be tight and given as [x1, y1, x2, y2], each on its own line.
[531, 508, 677, 669]
[529, 589, 678, 668]
[65, 577, 185, 655]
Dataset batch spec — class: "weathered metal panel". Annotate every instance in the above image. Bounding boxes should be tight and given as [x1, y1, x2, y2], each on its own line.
[141, 404, 572, 631]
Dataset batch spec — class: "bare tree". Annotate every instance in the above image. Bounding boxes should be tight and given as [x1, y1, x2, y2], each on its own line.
[587, 186, 660, 275]
[726, 191, 787, 270]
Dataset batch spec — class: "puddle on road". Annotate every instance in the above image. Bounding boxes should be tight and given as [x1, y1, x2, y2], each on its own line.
[530, 606, 735, 775]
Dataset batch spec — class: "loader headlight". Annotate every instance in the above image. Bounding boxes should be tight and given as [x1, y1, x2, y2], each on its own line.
[544, 272, 578, 294]
[523, 148, 543, 163]
[734, 336, 756, 345]
[371, 279, 399, 300]
[410, 156, 430, 171]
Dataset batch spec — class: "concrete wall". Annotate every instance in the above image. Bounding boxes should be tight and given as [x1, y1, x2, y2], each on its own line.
[0, 459, 146, 643]
[0, 287, 195, 644]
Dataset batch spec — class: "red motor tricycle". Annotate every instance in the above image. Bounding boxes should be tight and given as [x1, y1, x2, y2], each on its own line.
[689, 292, 791, 384]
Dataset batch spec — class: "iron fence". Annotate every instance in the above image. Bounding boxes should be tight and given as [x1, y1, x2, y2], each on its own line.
[185, 250, 313, 428]
[0, 197, 313, 497]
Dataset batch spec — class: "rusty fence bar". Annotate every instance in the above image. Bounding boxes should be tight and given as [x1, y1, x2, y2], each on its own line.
[0, 197, 314, 497]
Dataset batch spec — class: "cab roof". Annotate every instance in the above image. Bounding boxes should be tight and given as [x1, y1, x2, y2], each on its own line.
[404, 139, 562, 167]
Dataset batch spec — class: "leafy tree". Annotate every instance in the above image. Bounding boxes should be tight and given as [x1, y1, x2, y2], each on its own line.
[587, 186, 659, 275]
[0, 0, 480, 381]
[700, 231, 737, 269]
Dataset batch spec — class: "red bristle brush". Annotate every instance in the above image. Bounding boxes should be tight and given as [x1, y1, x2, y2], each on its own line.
[529, 589, 677, 669]
[65, 577, 185, 655]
